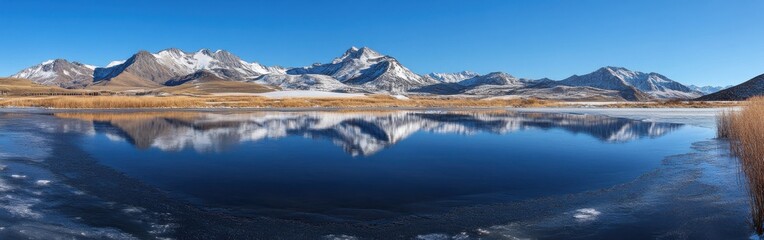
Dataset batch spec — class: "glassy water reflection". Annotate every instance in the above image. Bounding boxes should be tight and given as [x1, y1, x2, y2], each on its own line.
[0, 110, 751, 239]
[48, 110, 703, 221]
[57, 111, 683, 156]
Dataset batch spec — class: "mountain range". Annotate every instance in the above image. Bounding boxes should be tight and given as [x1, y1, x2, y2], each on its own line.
[9, 47, 742, 101]
[688, 85, 732, 95]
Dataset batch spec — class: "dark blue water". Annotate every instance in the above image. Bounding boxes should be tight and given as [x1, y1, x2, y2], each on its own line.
[71, 111, 702, 220]
[0, 110, 751, 239]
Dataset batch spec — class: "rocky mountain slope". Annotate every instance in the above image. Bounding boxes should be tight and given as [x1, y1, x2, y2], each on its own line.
[10, 59, 95, 89]
[556, 67, 702, 100]
[424, 71, 480, 83]
[93, 49, 284, 86]
[253, 74, 364, 92]
[287, 47, 437, 93]
[696, 73, 764, 101]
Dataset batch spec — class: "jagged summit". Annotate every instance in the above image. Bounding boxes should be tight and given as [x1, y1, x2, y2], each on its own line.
[333, 46, 385, 64]
[288, 46, 434, 93]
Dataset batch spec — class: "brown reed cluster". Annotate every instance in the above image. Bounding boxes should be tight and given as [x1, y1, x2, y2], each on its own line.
[717, 96, 764, 235]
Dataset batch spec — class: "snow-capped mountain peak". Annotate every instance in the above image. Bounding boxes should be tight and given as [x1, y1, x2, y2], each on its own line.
[286, 46, 434, 93]
[11, 59, 95, 88]
[426, 71, 480, 83]
[560, 66, 701, 99]
[94, 48, 281, 84]
[458, 72, 521, 87]
[333, 46, 385, 64]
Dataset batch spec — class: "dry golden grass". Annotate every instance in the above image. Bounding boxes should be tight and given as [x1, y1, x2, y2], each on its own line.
[717, 96, 764, 234]
[0, 95, 558, 109]
[0, 78, 80, 95]
[0, 96, 206, 108]
[159, 81, 276, 95]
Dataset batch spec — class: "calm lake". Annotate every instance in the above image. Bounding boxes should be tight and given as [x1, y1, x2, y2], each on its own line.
[0, 109, 753, 239]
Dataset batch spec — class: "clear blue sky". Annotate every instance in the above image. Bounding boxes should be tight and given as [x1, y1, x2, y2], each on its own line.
[1, 0, 762, 86]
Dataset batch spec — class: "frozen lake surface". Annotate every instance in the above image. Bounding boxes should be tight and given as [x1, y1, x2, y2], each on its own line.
[0, 108, 754, 239]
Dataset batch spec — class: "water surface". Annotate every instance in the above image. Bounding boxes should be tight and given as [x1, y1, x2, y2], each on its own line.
[0, 109, 752, 239]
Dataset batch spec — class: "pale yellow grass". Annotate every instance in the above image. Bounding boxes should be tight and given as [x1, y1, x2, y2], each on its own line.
[717, 96, 764, 234]
[0, 95, 557, 109]
[0, 78, 79, 95]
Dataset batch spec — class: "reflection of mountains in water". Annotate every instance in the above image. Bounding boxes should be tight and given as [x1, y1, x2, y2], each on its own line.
[56, 111, 684, 156]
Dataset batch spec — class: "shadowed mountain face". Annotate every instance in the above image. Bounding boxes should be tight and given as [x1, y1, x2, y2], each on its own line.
[56, 111, 683, 156]
[697, 73, 764, 101]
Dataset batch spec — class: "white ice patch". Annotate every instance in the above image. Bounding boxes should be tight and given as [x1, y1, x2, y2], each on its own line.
[475, 223, 531, 240]
[35, 180, 51, 186]
[573, 208, 601, 221]
[0, 179, 12, 192]
[415, 233, 451, 240]
[11, 174, 27, 179]
[323, 234, 358, 240]
[149, 223, 177, 236]
[0, 195, 41, 218]
[121, 206, 144, 214]
[415, 232, 469, 240]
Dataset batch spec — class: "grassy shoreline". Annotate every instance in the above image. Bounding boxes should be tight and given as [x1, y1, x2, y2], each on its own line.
[0, 95, 740, 109]
[717, 96, 764, 235]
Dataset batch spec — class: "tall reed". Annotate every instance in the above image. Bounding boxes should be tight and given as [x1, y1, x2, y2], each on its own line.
[717, 96, 764, 234]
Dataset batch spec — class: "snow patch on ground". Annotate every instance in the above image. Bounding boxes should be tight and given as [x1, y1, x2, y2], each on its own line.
[392, 94, 410, 100]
